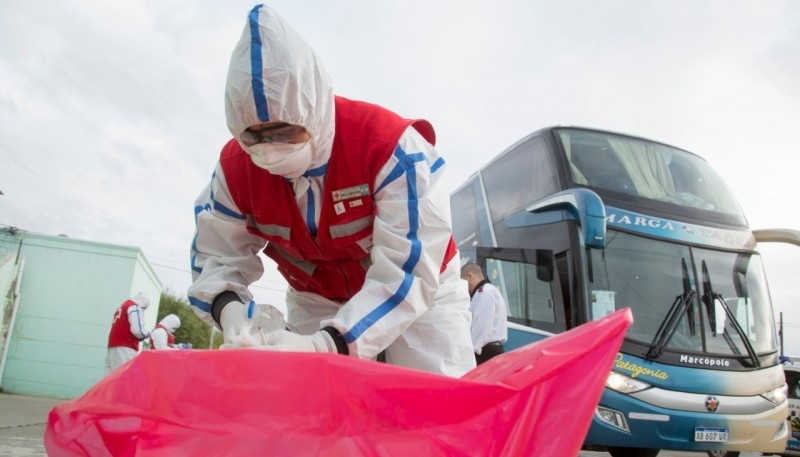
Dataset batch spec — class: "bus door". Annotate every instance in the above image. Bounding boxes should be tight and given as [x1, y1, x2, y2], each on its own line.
[476, 243, 571, 348]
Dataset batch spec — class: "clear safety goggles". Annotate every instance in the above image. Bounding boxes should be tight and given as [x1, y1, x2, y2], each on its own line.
[240, 123, 307, 146]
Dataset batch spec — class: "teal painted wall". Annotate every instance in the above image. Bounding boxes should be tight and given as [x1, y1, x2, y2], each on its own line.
[0, 229, 162, 399]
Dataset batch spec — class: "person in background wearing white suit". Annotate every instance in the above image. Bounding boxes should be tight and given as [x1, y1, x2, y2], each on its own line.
[105, 292, 150, 373]
[187, 4, 475, 377]
[149, 314, 181, 350]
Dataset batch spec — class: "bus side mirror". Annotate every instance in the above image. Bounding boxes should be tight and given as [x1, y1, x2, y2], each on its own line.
[505, 188, 607, 249]
[536, 249, 554, 283]
[753, 228, 800, 247]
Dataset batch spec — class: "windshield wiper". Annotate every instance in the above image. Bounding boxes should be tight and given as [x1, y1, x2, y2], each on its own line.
[646, 258, 696, 359]
[682, 257, 696, 336]
[701, 261, 760, 368]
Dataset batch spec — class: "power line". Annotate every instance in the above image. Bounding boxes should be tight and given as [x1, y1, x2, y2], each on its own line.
[0, 224, 289, 293]
[149, 261, 287, 293]
[150, 262, 189, 272]
[148, 256, 289, 287]
[0, 151, 85, 201]
[251, 283, 288, 293]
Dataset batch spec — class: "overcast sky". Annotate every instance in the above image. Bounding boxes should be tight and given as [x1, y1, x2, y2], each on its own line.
[1, 1, 799, 354]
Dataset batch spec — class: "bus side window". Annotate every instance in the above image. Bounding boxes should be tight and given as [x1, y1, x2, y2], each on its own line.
[451, 179, 492, 263]
[482, 137, 557, 224]
[451, 181, 479, 262]
[496, 259, 557, 325]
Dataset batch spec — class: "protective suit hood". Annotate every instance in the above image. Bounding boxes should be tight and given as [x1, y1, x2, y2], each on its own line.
[159, 314, 181, 333]
[225, 4, 335, 172]
[130, 292, 150, 310]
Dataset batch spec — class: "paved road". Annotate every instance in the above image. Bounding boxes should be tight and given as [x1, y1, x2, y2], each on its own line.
[0, 424, 47, 457]
[0, 394, 773, 457]
[0, 394, 61, 457]
[580, 452, 763, 457]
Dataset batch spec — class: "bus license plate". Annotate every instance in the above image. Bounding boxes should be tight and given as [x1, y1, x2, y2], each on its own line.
[694, 427, 729, 442]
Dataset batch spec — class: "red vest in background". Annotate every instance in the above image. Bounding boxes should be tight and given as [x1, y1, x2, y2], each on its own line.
[149, 324, 175, 349]
[221, 96, 455, 302]
[107, 300, 142, 350]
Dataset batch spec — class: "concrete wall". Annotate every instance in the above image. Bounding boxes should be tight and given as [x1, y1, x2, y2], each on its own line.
[0, 253, 22, 381]
[0, 229, 162, 399]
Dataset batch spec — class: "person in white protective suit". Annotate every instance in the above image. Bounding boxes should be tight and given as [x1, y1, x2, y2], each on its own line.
[149, 314, 181, 350]
[187, 4, 475, 377]
[106, 292, 151, 373]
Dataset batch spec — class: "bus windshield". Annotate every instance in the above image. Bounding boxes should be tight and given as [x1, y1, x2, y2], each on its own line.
[557, 129, 745, 224]
[587, 230, 777, 359]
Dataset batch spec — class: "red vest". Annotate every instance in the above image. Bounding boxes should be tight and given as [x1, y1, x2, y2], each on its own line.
[149, 324, 175, 349]
[107, 300, 141, 350]
[221, 96, 456, 301]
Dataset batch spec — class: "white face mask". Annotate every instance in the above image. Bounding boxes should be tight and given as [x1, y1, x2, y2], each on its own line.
[246, 140, 314, 178]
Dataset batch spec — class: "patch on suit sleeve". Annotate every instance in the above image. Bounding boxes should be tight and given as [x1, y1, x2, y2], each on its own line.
[334, 202, 346, 215]
[332, 184, 369, 203]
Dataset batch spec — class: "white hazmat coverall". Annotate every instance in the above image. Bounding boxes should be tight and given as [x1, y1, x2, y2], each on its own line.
[150, 314, 181, 350]
[188, 4, 474, 377]
[105, 292, 150, 373]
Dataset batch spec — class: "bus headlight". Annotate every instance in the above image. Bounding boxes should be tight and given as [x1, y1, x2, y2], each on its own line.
[761, 384, 787, 405]
[606, 372, 650, 394]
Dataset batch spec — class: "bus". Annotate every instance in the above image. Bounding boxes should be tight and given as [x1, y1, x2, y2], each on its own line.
[450, 126, 797, 457]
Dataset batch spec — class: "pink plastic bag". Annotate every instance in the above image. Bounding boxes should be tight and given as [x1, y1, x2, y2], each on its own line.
[45, 309, 631, 456]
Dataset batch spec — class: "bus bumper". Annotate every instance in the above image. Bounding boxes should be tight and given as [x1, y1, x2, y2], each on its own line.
[583, 389, 789, 453]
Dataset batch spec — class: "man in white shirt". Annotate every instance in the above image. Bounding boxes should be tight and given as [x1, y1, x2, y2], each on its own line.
[461, 263, 508, 364]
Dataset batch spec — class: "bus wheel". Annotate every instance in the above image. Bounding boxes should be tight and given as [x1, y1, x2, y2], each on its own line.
[606, 447, 660, 457]
[706, 452, 739, 457]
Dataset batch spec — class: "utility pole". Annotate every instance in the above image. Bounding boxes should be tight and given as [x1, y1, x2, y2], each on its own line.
[209, 326, 217, 349]
[779, 312, 784, 357]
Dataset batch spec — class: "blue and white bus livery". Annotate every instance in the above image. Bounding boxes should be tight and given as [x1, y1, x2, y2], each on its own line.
[450, 126, 795, 457]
